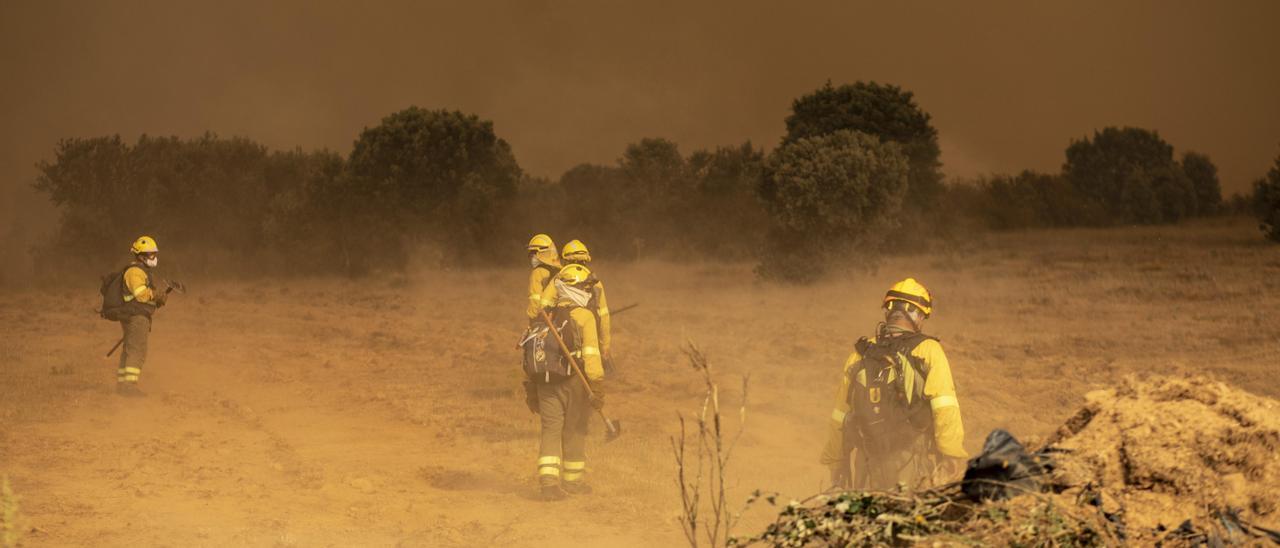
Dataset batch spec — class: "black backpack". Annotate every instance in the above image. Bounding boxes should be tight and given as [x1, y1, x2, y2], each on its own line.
[520, 308, 578, 383]
[98, 265, 154, 321]
[98, 266, 130, 321]
[843, 332, 937, 457]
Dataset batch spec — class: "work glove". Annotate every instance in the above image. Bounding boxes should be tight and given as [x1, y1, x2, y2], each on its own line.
[523, 380, 540, 414]
[153, 290, 168, 308]
[602, 351, 616, 377]
[588, 383, 605, 411]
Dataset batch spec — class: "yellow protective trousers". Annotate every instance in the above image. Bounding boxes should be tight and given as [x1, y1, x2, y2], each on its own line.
[117, 315, 150, 384]
[535, 377, 590, 486]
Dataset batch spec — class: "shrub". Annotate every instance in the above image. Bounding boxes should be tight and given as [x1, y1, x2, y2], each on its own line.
[1182, 151, 1221, 215]
[1253, 154, 1280, 243]
[347, 107, 521, 264]
[1063, 127, 1198, 224]
[785, 81, 942, 209]
[756, 130, 909, 282]
[32, 134, 345, 277]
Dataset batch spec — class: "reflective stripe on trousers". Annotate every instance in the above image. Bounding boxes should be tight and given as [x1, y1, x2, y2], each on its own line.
[117, 315, 150, 384]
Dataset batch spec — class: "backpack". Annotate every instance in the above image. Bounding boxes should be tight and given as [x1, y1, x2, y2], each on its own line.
[98, 267, 130, 321]
[843, 332, 937, 458]
[520, 307, 578, 383]
[98, 265, 154, 321]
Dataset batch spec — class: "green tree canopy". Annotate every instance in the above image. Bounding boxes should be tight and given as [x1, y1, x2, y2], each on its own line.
[784, 82, 941, 208]
[347, 107, 522, 259]
[33, 133, 342, 273]
[758, 130, 910, 282]
[1181, 151, 1221, 215]
[1063, 127, 1196, 224]
[1253, 153, 1280, 243]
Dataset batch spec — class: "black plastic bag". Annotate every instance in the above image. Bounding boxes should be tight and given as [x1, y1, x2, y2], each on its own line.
[961, 429, 1052, 501]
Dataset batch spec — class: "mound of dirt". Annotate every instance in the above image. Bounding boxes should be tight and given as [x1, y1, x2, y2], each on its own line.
[1048, 375, 1280, 541]
[741, 375, 1280, 546]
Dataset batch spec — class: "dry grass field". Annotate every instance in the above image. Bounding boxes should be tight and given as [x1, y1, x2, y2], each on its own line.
[2, 218, 1278, 546]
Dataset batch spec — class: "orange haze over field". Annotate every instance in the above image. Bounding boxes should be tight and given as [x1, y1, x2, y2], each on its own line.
[2, 0, 1279, 228]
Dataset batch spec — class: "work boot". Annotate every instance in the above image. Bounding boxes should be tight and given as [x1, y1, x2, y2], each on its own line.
[116, 383, 147, 398]
[562, 481, 592, 495]
[540, 484, 567, 501]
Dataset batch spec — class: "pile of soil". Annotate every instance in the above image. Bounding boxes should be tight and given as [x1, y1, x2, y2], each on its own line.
[742, 375, 1280, 546]
[1047, 375, 1280, 542]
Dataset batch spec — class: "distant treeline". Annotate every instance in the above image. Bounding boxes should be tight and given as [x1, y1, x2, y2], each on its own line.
[29, 82, 1280, 281]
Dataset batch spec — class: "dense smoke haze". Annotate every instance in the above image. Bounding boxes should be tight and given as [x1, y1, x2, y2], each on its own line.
[2, 0, 1278, 228]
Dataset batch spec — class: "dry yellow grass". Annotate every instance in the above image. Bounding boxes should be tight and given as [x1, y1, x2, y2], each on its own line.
[1, 218, 1277, 546]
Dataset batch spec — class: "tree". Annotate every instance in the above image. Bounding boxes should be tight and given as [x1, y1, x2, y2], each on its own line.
[615, 138, 692, 257]
[685, 142, 767, 258]
[1063, 127, 1196, 224]
[757, 130, 910, 282]
[1181, 151, 1221, 215]
[555, 163, 635, 258]
[347, 107, 521, 261]
[33, 134, 277, 269]
[1254, 153, 1280, 243]
[784, 82, 942, 208]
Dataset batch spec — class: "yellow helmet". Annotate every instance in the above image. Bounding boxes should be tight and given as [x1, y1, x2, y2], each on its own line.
[557, 263, 594, 286]
[527, 233, 560, 267]
[130, 236, 159, 254]
[527, 233, 554, 252]
[561, 239, 591, 263]
[884, 278, 932, 317]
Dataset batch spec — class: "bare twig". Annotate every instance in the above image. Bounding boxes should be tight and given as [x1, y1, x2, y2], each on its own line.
[673, 341, 752, 548]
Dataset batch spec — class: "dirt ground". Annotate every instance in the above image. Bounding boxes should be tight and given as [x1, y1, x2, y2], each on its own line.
[2, 218, 1278, 547]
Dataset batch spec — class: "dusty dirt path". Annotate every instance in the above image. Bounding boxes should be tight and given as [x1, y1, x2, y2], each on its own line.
[3, 219, 1279, 546]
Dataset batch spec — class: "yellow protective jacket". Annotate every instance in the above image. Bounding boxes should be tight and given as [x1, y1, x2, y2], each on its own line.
[540, 279, 611, 355]
[526, 264, 558, 320]
[563, 306, 605, 381]
[123, 264, 157, 304]
[820, 334, 967, 469]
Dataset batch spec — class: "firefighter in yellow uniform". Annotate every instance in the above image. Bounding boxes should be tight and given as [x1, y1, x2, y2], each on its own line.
[534, 264, 606, 500]
[113, 236, 167, 397]
[821, 278, 967, 490]
[526, 234, 561, 321]
[538, 239, 611, 368]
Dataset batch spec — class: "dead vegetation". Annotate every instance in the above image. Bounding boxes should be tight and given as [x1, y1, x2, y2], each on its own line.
[0, 221, 1278, 545]
[735, 375, 1280, 546]
[672, 342, 754, 548]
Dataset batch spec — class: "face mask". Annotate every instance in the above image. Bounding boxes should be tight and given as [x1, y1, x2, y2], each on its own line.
[530, 256, 541, 268]
[144, 256, 158, 268]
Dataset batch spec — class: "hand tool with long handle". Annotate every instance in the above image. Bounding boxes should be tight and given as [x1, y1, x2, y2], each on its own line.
[541, 309, 622, 442]
[104, 281, 185, 359]
[608, 303, 639, 317]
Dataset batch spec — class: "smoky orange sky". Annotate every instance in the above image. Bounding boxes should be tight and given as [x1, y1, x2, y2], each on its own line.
[2, 0, 1278, 225]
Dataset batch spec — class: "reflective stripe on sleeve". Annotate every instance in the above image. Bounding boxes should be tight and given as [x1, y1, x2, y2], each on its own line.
[132, 285, 149, 297]
[582, 346, 600, 357]
[930, 395, 959, 410]
[831, 408, 847, 423]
